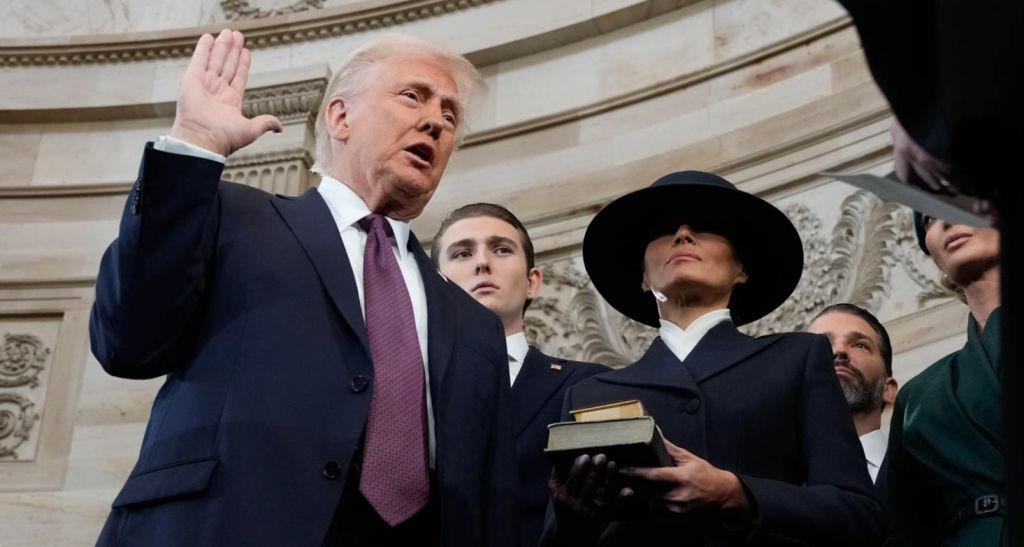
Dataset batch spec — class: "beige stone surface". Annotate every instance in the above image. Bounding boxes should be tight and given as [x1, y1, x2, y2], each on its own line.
[30, 119, 169, 185]
[0, 124, 43, 186]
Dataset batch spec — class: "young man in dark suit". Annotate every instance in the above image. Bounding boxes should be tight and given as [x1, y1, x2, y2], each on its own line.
[90, 30, 517, 546]
[432, 203, 609, 547]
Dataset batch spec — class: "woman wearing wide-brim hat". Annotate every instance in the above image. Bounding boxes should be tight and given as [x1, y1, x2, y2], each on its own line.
[544, 171, 884, 547]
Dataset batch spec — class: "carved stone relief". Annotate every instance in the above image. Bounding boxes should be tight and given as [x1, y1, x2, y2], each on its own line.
[742, 192, 955, 336]
[525, 190, 956, 367]
[221, 0, 325, 21]
[0, 392, 39, 460]
[0, 331, 51, 460]
[0, 333, 50, 388]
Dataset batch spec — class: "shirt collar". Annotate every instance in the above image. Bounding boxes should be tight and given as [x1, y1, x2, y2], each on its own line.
[505, 332, 529, 364]
[659, 309, 732, 343]
[317, 176, 412, 261]
[859, 428, 887, 468]
[658, 308, 732, 363]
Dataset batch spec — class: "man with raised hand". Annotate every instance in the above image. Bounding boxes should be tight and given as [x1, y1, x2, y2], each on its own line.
[90, 29, 516, 547]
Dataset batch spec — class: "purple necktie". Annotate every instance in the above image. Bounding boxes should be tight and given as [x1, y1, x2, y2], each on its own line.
[356, 214, 430, 526]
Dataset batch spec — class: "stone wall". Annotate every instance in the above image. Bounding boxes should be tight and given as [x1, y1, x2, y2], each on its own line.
[0, 0, 966, 544]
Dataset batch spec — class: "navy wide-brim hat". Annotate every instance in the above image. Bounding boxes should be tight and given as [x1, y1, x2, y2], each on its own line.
[582, 171, 804, 327]
[912, 211, 932, 255]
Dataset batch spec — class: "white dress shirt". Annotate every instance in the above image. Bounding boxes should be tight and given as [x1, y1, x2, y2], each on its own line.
[154, 136, 436, 467]
[859, 428, 887, 483]
[658, 308, 733, 364]
[506, 332, 530, 386]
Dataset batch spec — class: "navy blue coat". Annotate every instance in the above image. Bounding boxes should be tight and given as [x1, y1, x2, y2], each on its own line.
[549, 323, 885, 546]
[90, 145, 518, 547]
[513, 347, 608, 547]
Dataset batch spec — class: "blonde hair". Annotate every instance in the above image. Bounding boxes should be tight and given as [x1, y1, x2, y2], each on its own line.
[310, 34, 485, 177]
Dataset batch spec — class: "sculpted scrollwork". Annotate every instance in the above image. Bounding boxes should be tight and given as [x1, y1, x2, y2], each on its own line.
[0, 333, 50, 388]
[243, 79, 327, 125]
[221, 0, 326, 21]
[525, 190, 957, 366]
[0, 392, 39, 460]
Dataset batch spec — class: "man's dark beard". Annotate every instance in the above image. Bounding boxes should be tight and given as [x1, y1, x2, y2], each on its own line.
[837, 365, 886, 414]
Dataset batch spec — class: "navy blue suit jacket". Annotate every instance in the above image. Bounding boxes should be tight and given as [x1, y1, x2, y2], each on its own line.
[547, 323, 885, 546]
[513, 347, 607, 547]
[90, 146, 518, 546]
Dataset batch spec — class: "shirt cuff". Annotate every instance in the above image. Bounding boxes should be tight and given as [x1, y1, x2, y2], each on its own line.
[154, 135, 226, 164]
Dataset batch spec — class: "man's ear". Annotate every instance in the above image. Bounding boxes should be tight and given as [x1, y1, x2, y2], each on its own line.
[325, 96, 351, 143]
[525, 267, 543, 300]
[882, 377, 899, 406]
[641, 271, 651, 292]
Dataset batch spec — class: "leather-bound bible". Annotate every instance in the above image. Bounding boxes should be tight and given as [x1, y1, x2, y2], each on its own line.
[545, 400, 672, 476]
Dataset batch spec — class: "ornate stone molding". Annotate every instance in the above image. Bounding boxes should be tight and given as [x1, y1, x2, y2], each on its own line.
[222, 0, 326, 21]
[0, 333, 50, 389]
[224, 148, 316, 195]
[243, 77, 327, 125]
[227, 148, 314, 169]
[0, 0, 497, 67]
[0, 392, 39, 460]
[524, 261, 655, 367]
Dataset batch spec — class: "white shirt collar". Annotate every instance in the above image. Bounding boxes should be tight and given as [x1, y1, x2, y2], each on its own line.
[506, 332, 529, 364]
[859, 428, 887, 470]
[658, 308, 733, 364]
[317, 176, 412, 261]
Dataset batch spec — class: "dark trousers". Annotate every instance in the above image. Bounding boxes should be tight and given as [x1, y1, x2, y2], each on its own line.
[322, 454, 438, 547]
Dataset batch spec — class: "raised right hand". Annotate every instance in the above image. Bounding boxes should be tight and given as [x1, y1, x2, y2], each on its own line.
[170, 29, 283, 157]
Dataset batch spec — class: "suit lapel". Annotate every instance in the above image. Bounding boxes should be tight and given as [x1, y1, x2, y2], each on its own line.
[511, 347, 574, 437]
[409, 237, 455, 405]
[680, 322, 783, 383]
[271, 189, 371, 366]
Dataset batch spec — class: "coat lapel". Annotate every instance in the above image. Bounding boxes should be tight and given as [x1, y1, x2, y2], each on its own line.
[271, 189, 371, 364]
[511, 347, 574, 437]
[409, 237, 455, 405]
[597, 338, 701, 395]
[680, 322, 783, 383]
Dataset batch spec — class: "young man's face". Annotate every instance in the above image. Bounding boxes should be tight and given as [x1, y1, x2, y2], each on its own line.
[436, 216, 542, 334]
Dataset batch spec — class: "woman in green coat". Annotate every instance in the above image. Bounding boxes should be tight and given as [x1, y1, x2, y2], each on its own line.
[887, 213, 1004, 545]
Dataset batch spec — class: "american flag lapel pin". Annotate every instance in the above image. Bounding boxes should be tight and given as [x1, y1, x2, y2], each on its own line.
[550, 363, 563, 371]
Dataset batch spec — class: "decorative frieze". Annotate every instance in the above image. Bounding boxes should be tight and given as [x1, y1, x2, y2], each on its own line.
[221, 0, 326, 21]
[0, 0, 497, 67]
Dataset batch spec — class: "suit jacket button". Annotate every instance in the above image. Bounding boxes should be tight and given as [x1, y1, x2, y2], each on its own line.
[322, 461, 341, 480]
[685, 398, 701, 414]
[350, 375, 369, 393]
